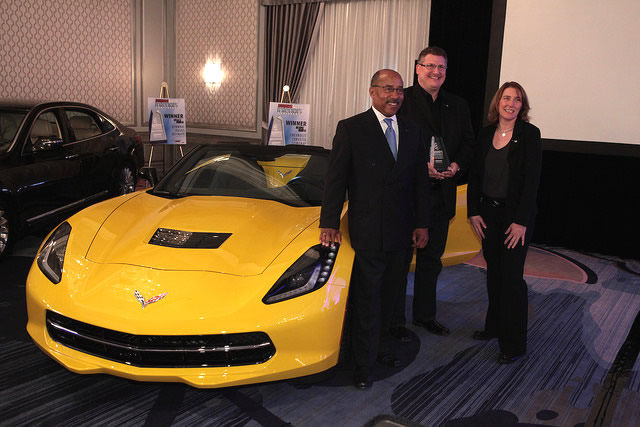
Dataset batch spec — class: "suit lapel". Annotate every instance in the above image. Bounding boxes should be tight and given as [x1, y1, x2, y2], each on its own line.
[482, 121, 522, 161]
[507, 119, 524, 159]
[396, 117, 412, 165]
[363, 108, 397, 164]
[482, 125, 495, 158]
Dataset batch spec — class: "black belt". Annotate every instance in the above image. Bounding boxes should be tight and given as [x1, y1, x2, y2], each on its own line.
[481, 194, 506, 208]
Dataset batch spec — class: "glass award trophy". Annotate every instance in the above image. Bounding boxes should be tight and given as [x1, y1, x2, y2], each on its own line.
[149, 109, 166, 141]
[430, 136, 450, 172]
[267, 115, 285, 146]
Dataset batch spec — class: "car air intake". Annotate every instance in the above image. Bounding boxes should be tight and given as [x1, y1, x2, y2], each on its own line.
[149, 228, 231, 248]
[46, 311, 275, 368]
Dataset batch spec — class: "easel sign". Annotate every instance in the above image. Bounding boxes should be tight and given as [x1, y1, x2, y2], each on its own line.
[147, 83, 187, 145]
[266, 84, 310, 146]
[267, 102, 310, 146]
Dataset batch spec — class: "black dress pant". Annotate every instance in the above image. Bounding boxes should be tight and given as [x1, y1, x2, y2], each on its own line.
[350, 248, 407, 369]
[411, 188, 450, 322]
[480, 201, 532, 356]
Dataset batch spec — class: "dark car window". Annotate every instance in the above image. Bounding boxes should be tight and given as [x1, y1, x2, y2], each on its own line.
[152, 147, 328, 207]
[29, 112, 62, 145]
[65, 110, 102, 141]
[0, 110, 27, 151]
[96, 114, 116, 133]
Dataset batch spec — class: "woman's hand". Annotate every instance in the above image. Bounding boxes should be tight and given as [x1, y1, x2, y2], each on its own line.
[469, 215, 486, 239]
[504, 223, 526, 249]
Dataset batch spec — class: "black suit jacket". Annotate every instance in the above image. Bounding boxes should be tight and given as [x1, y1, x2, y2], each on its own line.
[320, 108, 430, 251]
[467, 119, 542, 227]
[398, 83, 475, 219]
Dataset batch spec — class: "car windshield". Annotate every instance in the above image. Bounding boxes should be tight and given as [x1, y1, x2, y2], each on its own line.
[151, 145, 329, 207]
[0, 110, 27, 151]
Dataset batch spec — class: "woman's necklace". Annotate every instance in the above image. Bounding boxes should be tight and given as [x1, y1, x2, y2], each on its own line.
[498, 126, 514, 137]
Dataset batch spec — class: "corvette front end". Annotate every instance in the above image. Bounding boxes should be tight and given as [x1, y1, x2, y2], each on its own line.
[26, 144, 354, 388]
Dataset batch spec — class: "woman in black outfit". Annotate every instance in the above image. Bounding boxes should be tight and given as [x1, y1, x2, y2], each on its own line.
[467, 81, 542, 364]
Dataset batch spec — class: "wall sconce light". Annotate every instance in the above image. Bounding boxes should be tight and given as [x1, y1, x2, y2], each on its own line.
[204, 61, 223, 86]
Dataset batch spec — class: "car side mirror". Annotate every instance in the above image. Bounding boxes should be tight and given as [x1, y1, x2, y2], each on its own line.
[32, 137, 63, 152]
[139, 166, 158, 187]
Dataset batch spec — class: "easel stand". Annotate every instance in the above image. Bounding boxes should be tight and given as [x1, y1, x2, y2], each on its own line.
[148, 82, 184, 169]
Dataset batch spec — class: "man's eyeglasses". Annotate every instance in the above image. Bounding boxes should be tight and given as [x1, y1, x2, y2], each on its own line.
[372, 85, 404, 94]
[417, 63, 447, 71]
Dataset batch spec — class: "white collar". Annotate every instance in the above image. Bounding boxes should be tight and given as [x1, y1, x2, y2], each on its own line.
[372, 107, 396, 124]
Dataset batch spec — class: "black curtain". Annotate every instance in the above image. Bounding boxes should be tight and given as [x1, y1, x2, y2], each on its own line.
[428, 0, 501, 134]
[263, 2, 323, 127]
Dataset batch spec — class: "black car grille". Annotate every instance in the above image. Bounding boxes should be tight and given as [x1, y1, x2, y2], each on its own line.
[46, 311, 275, 368]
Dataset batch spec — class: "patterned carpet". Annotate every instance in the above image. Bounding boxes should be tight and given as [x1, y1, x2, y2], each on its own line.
[1, 239, 639, 426]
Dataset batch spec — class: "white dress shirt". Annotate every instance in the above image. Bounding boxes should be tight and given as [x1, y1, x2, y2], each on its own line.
[372, 107, 399, 153]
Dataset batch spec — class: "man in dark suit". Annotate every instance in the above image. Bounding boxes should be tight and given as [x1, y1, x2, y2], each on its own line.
[395, 46, 475, 338]
[320, 69, 430, 390]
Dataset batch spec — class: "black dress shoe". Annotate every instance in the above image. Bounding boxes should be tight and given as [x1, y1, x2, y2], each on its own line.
[413, 319, 450, 336]
[377, 353, 403, 367]
[390, 326, 411, 342]
[472, 330, 496, 341]
[498, 352, 525, 364]
[353, 366, 372, 389]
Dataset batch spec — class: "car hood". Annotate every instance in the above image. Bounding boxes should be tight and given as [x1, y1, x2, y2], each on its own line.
[85, 192, 320, 275]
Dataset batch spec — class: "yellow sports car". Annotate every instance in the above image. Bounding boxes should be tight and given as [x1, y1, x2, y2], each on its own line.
[26, 143, 479, 388]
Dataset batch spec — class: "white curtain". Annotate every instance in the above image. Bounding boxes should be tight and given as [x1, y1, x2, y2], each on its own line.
[297, 0, 430, 148]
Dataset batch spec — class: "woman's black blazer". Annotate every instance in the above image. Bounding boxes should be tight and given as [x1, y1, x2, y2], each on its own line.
[467, 119, 542, 227]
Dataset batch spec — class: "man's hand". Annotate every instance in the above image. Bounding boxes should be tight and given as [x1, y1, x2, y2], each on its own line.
[469, 215, 486, 239]
[440, 161, 460, 179]
[320, 228, 342, 247]
[412, 228, 429, 248]
[429, 161, 459, 180]
[427, 161, 446, 180]
[504, 223, 526, 249]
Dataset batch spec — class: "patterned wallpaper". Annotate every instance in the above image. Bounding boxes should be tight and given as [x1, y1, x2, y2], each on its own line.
[176, 0, 258, 131]
[0, 0, 134, 123]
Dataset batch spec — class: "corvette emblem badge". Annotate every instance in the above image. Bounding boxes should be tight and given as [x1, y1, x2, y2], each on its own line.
[134, 289, 167, 309]
[277, 169, 292, 179]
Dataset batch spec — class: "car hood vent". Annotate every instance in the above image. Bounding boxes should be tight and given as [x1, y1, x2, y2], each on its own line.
[149, 228, 231, 249]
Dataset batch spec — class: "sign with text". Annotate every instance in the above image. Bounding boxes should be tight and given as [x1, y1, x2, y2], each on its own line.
[267, 102, 310, 146]
[147, 98, 187, 144]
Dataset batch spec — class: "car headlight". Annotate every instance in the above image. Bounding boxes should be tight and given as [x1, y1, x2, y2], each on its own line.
[37, 222, 71, 284]
[263, 244, 339, 304]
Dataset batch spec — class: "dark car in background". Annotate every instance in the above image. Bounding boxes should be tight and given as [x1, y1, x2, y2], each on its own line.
[0, 100, 144, 258]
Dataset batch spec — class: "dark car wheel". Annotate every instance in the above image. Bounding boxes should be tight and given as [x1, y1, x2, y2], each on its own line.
[116, 164, 136, 195]
[0, 202, 12, 259]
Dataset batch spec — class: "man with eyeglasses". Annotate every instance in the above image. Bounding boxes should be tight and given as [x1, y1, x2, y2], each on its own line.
[320, 69, 430, 389]
[394, 46, 475, 340]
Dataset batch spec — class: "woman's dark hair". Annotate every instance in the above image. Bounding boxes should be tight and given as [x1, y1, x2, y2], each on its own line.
[488, 81, 531, 124]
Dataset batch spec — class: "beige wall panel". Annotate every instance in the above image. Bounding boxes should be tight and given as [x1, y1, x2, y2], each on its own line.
[175, 0, 257, 131]
[0, 0, 134, 124]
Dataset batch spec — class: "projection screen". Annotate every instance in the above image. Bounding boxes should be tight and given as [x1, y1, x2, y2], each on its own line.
[500, 0, 640, 145]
